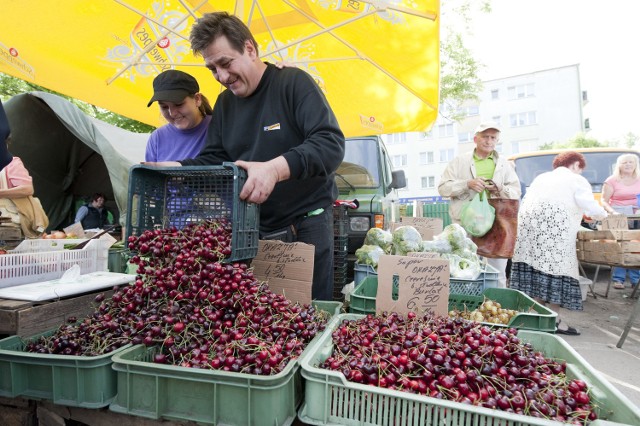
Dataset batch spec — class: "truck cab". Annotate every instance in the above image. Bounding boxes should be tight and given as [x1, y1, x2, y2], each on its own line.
[335, 136, 406, 279]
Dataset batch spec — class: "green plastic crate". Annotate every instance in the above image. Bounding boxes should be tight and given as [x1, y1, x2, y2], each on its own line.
[108, 248, 130, 273]
[298, 313, 640, 426]
[0, 329, 130, 408]
[353, 262, 377, 287]
[110, 344, 300, 425]
[448, 287, 557, 332]
[109, 300, 341, 425]
[125, 163, 260, 262]
[350, 265, 500, 315]
[349, 276, 392, 315]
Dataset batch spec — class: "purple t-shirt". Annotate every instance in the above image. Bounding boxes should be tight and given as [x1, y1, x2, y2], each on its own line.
[145, 115, 212, 162]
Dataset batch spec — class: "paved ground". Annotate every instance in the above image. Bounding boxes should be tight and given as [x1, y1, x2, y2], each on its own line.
[559, 263, 640, 408]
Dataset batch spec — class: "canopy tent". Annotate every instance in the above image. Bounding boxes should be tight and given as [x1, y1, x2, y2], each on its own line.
[3, 92, 147, 231]
[0, 0, 440, 137]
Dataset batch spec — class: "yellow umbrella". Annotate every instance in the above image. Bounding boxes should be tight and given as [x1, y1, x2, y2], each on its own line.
[1, 0, 439, 137]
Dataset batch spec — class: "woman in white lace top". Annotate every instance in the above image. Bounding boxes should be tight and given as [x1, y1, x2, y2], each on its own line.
[509, 151, 607, 335]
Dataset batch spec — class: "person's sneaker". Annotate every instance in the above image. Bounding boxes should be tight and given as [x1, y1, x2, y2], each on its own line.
[613, 281, 626, 290]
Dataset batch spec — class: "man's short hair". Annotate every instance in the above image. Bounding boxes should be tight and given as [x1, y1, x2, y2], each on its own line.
[190, 12, 259, 56]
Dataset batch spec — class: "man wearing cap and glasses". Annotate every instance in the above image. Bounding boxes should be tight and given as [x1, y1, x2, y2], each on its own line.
[145, 70, 213, 162]
[438, 122, 521, 287]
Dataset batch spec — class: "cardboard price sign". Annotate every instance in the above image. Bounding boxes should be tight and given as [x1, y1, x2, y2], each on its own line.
[391, 221, 436, 241]
[400, 216, 444, 234]
[376, 255, 449, 317]
[600, 215, 629, 230]
[251, 240, 314, 305]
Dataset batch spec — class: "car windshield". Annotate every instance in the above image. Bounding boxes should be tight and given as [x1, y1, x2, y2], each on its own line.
[336, 138, 380, 188]
[514, 151, 632, 193]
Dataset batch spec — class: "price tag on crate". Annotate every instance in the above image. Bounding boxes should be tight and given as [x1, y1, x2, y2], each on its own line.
[600, 215, 629, 230]
[399, 216, 444, 235]
[252, 240, 314, 305]
[376, 255, 449, 317]
[391, 218, 441, 241]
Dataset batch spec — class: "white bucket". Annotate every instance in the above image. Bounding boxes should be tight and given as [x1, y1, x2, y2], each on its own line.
[578, 276, 593, 301]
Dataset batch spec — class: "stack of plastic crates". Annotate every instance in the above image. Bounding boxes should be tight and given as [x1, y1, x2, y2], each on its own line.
[125, 164, 260, 263]
[332, 205, 349, 301]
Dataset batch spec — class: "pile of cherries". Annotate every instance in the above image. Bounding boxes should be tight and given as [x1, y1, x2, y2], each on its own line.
[26, 219, 329, 375]
[321, 312, 598, 424]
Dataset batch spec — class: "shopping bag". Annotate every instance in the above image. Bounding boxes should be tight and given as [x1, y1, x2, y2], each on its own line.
[472, 199, 520, 258]
[459, 191, 495, 237]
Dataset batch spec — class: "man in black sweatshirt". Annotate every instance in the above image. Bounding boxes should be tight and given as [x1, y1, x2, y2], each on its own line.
[147, 12, 345, 301]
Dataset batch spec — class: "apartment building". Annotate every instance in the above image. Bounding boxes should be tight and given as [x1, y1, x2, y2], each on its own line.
[384, 64, 587, 202]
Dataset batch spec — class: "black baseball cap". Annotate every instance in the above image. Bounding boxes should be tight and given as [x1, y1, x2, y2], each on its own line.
[147, 70, 199, 107]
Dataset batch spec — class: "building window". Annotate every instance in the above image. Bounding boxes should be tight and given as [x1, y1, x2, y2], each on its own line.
[491, 89, 499, 100]
[439, 149, 455, 163]
[421, 176, 436, 189]
[507, 83, 535, 100]
[457, 132, 473, 143]
[388, 133, 407, 144]
[419, 151, 435, 165]
[438, 123, 454, 138]
[492, 115, 501, 124]
[392, 155, 407, 168]
[509, 111, 537, 127]
[511, 141, 520, 154]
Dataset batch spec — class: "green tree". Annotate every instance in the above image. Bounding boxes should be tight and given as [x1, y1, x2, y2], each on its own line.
[623, 132, 639, 149]
[439, 0, 491, 121]
[539, 133, 606, 150]
[0, 72, 154, 133]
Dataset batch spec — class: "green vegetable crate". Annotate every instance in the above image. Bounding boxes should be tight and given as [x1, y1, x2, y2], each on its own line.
[448, 287, 557, 333]
[109, 301, 342, 425]
[353, 262, 499, 296]
[125, 163, 259, 262]
[0, 329, 130, 408]
[298, 313, 640, 426]
[351, 265, 502, 314]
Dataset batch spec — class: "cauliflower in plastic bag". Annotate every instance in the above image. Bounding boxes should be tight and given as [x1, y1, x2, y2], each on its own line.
[364, 228, 393, 253]
[420, 238, 452, 254]
[392, 226, 423, 255]
[355, 244, 385, 268]
[442, 253, 482, 280]
[437, 223, 469, 252]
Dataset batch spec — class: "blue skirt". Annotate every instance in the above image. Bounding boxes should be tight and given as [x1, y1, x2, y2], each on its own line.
[510, 262, 583, 311]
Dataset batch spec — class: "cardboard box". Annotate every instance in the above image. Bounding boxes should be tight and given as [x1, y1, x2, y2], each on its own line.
[577, 229, 640, 266]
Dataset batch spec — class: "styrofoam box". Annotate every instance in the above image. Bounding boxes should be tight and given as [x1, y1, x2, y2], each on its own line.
[0, 239, 109, 289]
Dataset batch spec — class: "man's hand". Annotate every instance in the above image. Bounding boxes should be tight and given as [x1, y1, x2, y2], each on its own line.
[483, 179, 501, 195]
[468, 177, 500, 194]
[467, 178, 487, 193]
[142, 161, 182, 167]
[235, 157, 290, 204]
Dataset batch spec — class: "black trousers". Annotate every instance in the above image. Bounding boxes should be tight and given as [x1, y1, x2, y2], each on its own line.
[260, 207, 334, 301]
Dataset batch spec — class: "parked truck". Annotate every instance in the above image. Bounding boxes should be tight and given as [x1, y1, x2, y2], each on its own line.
[335, 136, 406, 281]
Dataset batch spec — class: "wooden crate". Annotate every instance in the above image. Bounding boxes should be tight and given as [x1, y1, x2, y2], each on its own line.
[0, 227, 21, 241]
[0, 289, 113, 337]
[577, 230, 640, 266]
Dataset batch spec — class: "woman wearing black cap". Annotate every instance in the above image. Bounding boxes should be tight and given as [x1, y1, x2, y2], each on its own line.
[145, 70, 213, 162]
[0, 99, 48, 237]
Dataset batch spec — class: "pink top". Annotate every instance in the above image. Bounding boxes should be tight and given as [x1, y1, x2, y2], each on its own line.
[605, 176, 640, 206]
[4, 157, 32, 189]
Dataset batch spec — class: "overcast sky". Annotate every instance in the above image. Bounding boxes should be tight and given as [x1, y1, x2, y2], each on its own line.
[464, 0, 640, 142]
